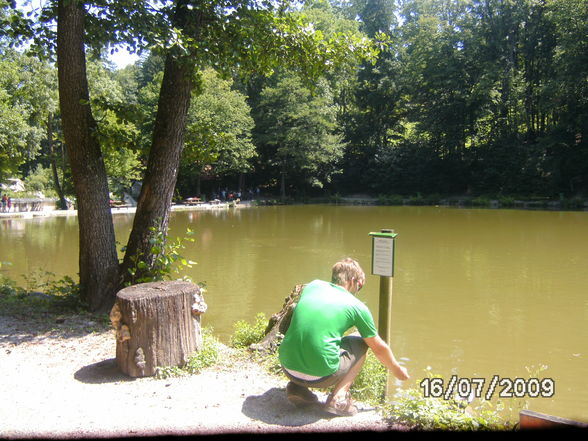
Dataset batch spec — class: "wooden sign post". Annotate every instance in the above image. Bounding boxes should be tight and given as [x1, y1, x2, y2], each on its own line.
[369, 229, 397, 397]
[369, 229, 397, 343]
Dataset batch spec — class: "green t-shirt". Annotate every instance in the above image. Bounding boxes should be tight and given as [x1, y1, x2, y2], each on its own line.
[278, 279, 378, 377]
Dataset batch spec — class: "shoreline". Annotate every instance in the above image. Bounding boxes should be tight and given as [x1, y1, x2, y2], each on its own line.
[1, 195, 588, 221]
[0, 200, 248, 220]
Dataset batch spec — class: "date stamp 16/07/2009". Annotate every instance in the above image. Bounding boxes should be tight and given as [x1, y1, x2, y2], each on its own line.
[419, 376, 555, 401]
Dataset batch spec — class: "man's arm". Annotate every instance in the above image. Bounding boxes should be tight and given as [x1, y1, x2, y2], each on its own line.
[364, 335, 410, 381]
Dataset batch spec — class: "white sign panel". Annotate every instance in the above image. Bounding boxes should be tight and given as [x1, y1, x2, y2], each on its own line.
[372, 237, 394, 277]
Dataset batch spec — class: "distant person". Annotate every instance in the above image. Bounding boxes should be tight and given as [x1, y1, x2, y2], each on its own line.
[1, 194, 6, 212]
[279, 258, 410, 417]
[6, 196, 11, 212]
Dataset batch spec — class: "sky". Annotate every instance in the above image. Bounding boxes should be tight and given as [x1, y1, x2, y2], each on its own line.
[108, 48, 141, 69]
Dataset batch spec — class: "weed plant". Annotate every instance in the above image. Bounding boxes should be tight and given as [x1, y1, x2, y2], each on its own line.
[229, 312, 268, 348]
[349, 352, 387, 405]
[0, 270, 85, 314]
[123, 225, 197, 285]
[383, 384, 514, 431]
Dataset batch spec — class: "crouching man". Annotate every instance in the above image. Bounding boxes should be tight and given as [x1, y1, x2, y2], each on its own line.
[278, 257, 410, 416]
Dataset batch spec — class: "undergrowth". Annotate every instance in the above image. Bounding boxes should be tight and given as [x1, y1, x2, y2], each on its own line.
[0, 269, 86, 314]
[229, 312, 268, 348]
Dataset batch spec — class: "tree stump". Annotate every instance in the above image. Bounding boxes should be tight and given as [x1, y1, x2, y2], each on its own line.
[110, 280, 207, 377]
[249, 284, 305, 354]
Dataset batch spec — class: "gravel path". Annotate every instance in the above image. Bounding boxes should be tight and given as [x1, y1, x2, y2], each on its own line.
[0, 313, 404, 438]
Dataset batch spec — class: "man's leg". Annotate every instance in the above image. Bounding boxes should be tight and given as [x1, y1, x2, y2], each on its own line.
[328, 349, 367, 403]
[324, 335, 368, 416]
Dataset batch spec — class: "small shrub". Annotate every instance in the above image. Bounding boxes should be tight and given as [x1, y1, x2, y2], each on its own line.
[383, 383, 514, 431]
[124, 224, 197, 285]
[351, 352, 388, 405]
[229, 312, 268, 348]
[0, 276, 26, 304]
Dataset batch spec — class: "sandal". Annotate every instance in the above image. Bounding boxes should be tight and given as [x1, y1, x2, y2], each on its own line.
[286, 382, 319, 408]
[324, 391, 358, 417]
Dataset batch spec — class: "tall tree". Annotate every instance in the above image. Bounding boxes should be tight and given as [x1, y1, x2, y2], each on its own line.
[57, 0, 119, 311]
[14, 0, 377, 311]
[339, 0, 402, 192]
[254, 72, 344, 198]
[0, 49, 34, 179]
[179, 68, 256, 197]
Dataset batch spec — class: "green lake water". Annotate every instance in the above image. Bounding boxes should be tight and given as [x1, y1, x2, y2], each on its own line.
[1, 204, 587, 422]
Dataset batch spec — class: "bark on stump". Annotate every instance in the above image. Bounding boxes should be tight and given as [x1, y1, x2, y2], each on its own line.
[110, 280, 207, 377]
[249, 284, 305, 354]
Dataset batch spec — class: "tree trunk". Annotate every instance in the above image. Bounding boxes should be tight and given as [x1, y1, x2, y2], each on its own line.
[47, 112, 68, 210]
[119, 3, 195, 284]
[110, 281, 207, 377]
[280, 165, 286, 201]
[57, 0, 119, 312]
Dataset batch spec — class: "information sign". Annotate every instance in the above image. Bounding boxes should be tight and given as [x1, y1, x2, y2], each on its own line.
[369, 231, 396, 277]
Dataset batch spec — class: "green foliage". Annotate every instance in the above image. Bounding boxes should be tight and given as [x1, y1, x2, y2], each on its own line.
[377, 194, 405, 205]
[87, 60, 143, 194]
[254, 72, 345, 197]
[22, 165, 55, 197]
[471, 196, 491, 207]
[350, 351, 388, 405]
[0, 270, 84, 314]
[155, 327, 221, 379]
[3, 0, 588, 205]
[229, 312, 268, 348]
[124, 225, 197, 285]
[382, 367, 551, 431]
[0, 49, 40, 178]
[383, 382, 514, 431]
[178, 68, 256, 196]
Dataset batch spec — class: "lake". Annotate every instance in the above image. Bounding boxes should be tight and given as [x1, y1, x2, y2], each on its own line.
[1, 204, 587, 422]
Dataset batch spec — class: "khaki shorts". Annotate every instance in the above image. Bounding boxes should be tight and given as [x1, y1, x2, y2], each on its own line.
[283, 335, 368, 389]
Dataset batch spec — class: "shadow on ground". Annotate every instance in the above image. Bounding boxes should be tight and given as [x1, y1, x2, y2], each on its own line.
[74, 358, 136, 384]
[0, 311, 110, 346]
[241, 387, 346, 427]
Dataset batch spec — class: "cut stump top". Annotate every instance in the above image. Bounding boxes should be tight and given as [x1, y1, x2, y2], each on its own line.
[116, 281, 200, 301]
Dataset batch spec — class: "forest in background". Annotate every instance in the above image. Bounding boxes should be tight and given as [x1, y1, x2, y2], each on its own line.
[2, 0, 587, 202]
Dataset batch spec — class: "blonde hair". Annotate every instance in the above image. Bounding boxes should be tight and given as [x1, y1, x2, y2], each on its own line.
[331, 258, 365, 286]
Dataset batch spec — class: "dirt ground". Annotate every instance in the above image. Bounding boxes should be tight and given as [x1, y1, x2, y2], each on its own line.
[0, 311, 407, 439]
